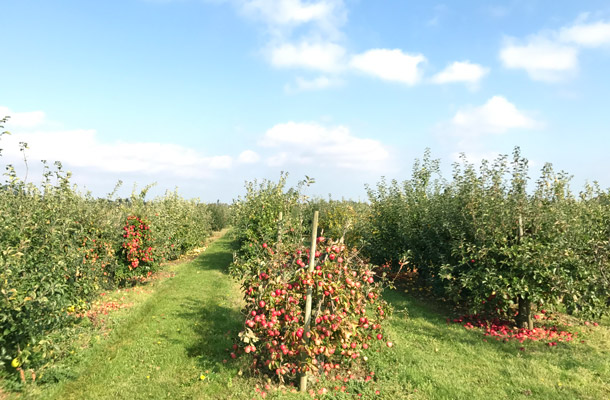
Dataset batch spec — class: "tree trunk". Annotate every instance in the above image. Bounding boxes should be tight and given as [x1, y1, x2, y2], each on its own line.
[517, 295, 533, 330]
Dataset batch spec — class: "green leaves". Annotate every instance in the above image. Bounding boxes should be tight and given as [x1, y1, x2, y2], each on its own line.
[367, 148, 610, 323]
[0, 139, 214, 377]
[231, 173, 311, 276]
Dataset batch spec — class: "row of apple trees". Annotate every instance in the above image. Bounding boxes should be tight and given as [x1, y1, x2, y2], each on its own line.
[0, 116, 226, 375]
[366, 148, 610, 328]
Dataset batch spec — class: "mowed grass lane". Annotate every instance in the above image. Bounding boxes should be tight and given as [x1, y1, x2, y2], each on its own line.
[43, 232, 254, 400]
[369, 291, 610, 400]
[18, 231, 609, 400]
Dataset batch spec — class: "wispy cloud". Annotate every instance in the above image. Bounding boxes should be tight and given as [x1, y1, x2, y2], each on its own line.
[284, 75, 342, 92]
[559, 18, 610, 47]
[1, 106, 234, 179]
[431, 61, 489, 85]
[237, 149, 261, 163]
[260, 121, 392, 171]
[441, 96, 542, 139]
[349, 49, 426, 85]
[1, 106, 393, 188]
[500, 37, 578, 82]
[436, 96, 543, 166]
[269, 41, 346, 72]
[426, 4, 449, 27]
[236, 0, 346, 38]
[500, 15, 610, 82]
[227, 1, 348, 72]
[206, 1, 486, 90]
[0, 106, 47, 129]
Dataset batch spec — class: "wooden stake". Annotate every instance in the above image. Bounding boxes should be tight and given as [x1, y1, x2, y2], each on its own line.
[517, 214, 533, 330]
[518, 214, 524, 240]
[300, 210, 319, 393]
[277, 211, 283, 244]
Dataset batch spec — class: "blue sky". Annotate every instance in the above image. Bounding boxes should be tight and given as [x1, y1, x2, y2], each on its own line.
[1, 0, 610, 202]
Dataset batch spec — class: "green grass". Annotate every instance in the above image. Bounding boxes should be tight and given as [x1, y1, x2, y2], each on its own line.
[6, 232, 609, 400]
[13, 231, 255, 400]
[369, 291, 610, 400]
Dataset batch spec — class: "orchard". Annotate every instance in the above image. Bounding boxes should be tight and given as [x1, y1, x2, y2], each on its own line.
[366, 147, 610, 327]
[0, 116, 228, 377]
[1, 113, 608, 398]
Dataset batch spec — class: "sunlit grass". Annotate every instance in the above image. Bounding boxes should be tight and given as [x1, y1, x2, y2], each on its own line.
[12, 231, 254, 400]
[8, 232, 609, 400]
[367, 291, 610, 399]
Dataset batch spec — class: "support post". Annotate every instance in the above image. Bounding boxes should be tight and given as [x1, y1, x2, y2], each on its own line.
[517, 214, 533, 330]
[300, 210, 319, 393]
[277, 211, 283, 244]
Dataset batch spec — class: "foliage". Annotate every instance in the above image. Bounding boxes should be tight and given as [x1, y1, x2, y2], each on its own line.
[366, 147, 610, 326]
[0, 118, 213, 378]
[235, 239, 391, 384]
[307, 198, 371, 249]
[12, 233, 249, 399]
[10, 232, 610, 400]
[147, 190, 212, 263]
[230, 173, 313, 278]
[207, 201, 231, 231]
[231, 176, 393, 387]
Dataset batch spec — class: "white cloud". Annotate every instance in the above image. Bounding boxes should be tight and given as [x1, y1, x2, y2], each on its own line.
[437, 97, 542, 165]
[559, 20, 610, 47]
[260, 121, 391, 171]
[204, 1, 347, 87]
[0, 106, 46, 128]
[237, 149, 260, 163]
[500, 37, 578, 82]
[499, 17, 610, 82]
[208, 155, 233, 169]
[447, 96, 541, 137]
[349, 49, 426, 85]
[431, 61, 489, 85]
[231, 0, 348, 74]
[0, 106, 235, 179]
[239, 0, 345, 34]
[269, 41, 346, 71]
[266, 151, 292, 167]
[214, 1, 440, 91]
[284, 75, 341, 92]
[2, 129, 234, 178]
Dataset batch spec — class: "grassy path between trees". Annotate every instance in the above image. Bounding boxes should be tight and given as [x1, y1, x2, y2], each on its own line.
[19, 230, 254, 400]
[8, 231, 610, 400]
